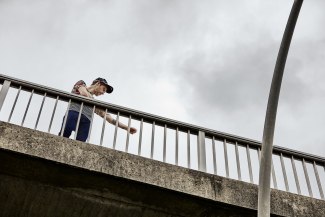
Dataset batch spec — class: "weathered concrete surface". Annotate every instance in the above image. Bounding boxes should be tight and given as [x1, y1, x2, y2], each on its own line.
[0, 122, 324, 217]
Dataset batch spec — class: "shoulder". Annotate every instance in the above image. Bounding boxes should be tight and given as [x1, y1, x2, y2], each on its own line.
[74, 80, 86, 87]
[72, 80, 87, 94]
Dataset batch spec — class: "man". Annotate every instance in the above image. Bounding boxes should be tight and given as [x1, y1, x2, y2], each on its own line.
[59, 77, 137, 142]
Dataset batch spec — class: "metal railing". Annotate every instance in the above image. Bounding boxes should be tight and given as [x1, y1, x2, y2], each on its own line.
[0, 74, 324, 200]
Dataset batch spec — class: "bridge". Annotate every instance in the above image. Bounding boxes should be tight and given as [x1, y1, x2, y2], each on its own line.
[1, 74, 325, 216]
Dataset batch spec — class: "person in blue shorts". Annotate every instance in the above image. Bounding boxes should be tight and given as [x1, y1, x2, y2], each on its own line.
[59, 77, 137, 142]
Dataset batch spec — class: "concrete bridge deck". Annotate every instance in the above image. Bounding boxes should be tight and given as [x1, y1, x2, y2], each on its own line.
[0, 122, 324, 217]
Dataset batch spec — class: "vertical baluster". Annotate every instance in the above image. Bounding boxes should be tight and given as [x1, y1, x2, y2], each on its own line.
[291, 156, 301, 194]
[74, 102, 84, 140]
[8, 86, 22, 122]
[175, 127, 179, 166]
[257, 148, 261, 183]
[34, 92, 47, 130]
[150, 121, 155, 159]
[187, 130, 191, 169]
[48, 96, 59, 133]
[163, 124, 167, 162]
[280, 153, 290, 192]
[86, 106, 96, 143]
[235, 142, 241, 181]
[197, 135, 200, 169]
[0, 80, 11, 112]
[302, 158, 313, 197]
[246, 144, 253, 183]
[313, 161, 324, 199]
[60, 99, 71, 137]
[197, 131, 206, 172]
[60, 99, 71, 136]
[271, 158, 278, 189]
[113, 112, 120, 149]
[224, 139, 229, 178]
[21, 89, 34, 126]
[138, 118, 143, 156]
[125, 115, 132, 152]
[212, 136, 217, 175]
[99, 108, 107, 146]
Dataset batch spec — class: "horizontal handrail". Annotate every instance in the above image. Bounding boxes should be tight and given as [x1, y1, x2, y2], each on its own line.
[1, 73, 324, 164]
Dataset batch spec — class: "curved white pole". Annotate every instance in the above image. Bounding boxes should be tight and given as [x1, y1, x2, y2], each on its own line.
[258, 0, 304, 216]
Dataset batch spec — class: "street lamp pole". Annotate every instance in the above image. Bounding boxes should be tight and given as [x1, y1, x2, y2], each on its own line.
[258, 0, 303, 216]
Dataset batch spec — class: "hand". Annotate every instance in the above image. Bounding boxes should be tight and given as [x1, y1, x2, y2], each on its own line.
[87, 92, 94, 98]
[129, 127, 137, 134]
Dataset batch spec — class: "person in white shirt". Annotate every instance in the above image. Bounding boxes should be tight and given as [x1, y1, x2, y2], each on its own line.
[59, 77, 137, 142]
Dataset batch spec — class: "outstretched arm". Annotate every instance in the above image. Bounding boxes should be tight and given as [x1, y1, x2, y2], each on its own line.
[95, 109, 137, 134]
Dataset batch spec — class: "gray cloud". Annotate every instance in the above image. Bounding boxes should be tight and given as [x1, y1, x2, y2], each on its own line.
[175, 38, 313, 113]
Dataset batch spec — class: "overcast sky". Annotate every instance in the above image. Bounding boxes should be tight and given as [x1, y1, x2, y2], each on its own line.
[1, 0, 324, 157]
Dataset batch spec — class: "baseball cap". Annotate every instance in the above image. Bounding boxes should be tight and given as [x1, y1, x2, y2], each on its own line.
[92, 77, 114, 93]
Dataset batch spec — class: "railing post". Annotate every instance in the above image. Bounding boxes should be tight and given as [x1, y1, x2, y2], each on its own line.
[198, 131, 206, 172]
[258, 0, 303, 216]
[0, 80, 11, 112]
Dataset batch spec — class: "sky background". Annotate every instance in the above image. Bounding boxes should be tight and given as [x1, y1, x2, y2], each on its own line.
[0, 0, 324, 157]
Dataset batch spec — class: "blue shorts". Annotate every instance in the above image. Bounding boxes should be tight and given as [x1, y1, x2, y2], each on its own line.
[59, 110, 90, 142]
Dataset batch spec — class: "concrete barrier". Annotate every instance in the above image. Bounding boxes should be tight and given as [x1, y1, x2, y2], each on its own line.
[0, 122, 324, 217]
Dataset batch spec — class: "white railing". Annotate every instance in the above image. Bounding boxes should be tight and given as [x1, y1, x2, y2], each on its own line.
[0, 74, 324, 200]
